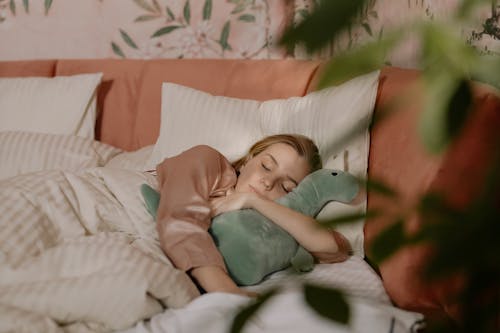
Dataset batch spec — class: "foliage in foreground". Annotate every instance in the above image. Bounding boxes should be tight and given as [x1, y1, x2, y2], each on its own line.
[232, 1, 500, 332]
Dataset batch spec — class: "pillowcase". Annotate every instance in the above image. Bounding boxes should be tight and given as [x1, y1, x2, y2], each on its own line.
[0, 73, 102, 138]
[105, 145, 155, 171]
[149, 71, 380, 257]
[0, 131, 122, 181]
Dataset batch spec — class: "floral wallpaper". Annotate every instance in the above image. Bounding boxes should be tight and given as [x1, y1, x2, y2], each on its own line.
[0, 0, 291, 60]
[109, 0, 292, 59]
[0, 0, 498, 68]
[293, 0, 500, 67]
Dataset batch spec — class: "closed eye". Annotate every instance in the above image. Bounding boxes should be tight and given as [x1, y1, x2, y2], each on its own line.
[281, 183, 295, 193]
[261, 163, 270, 171]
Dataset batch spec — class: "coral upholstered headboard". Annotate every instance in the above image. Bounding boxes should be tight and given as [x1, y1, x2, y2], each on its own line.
[52, 59, 322, 151]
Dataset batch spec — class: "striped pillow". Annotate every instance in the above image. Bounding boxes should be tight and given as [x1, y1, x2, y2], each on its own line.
[0, 73, 102, 138]
[0, 131, 122, 181]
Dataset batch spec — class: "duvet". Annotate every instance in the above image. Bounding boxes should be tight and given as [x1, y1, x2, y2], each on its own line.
[0, 167, 199, 332]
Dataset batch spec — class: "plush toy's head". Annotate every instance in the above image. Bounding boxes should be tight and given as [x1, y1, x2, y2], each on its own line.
[277, 168, 360, 216]
[141, 168, 359, 286]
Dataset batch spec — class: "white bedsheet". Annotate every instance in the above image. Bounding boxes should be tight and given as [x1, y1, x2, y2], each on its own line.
[120, 257, 425, 333]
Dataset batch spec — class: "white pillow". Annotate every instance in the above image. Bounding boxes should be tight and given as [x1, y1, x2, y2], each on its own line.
[105, 145, 155, 171]
[0, 73, 102, 138]
[0, 131, 122, 181]
[149, 71, 380, 257]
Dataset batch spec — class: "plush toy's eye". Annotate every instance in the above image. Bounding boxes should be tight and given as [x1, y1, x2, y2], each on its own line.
[331, 172, 338, 176]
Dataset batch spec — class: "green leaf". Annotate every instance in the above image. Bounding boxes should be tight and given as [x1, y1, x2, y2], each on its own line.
[280, 0, 367, 53]
[370, 218, 406, 264]
[419, 73, 457, 153]
[419, 73, 473, 154]
[304, 284, 350, 324]
[317, 31, 402, 88]
[183, 0, 191, 24]
[111, 42, 126, 58]
[203, 0, 212, 20]
[457, 0, 493, 19]
[231, 4, 246, 15]
[152, 0, 161, 12]
[166, 6, 175, 20]
[44, 0, 53, 15]
[378, 26, 384, 41]
[9, 0, 16, 15]
[471, 54, 500, 89]
[445, 79, 473, 140]
[134, 0, 156, 13]
[151, 25, 182, 38]
[361, 22, 373, 36]
[219, 21, 232, 51]
[417, 192, 456, 220]
[134, 15, 159, 22]
[120, 29, 138, 49]
[298, 9, 309, 20]
[238, 14, 255, 22]
[320, 210, 380, 227]
[365, 178, 398, 198]
[230, 289, 278, 333]
[421, 22, 478, 75]
[23, 0, 29, 13]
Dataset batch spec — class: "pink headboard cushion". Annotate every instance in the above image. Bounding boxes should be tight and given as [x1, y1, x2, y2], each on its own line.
[0, 60, 56, 77]
[365, 66, 500, 322]
[55, 59, 147, 150]
[133, 59, 322, 149]
[365, 67, 443, 250]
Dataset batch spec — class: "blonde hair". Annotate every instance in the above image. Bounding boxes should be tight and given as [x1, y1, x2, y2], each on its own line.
[232, 134, 322, 173]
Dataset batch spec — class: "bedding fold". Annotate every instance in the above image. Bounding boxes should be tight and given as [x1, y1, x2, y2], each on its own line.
[0, 168, 199, 332]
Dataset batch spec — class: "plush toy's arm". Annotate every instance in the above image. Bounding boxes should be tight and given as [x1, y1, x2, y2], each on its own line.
[291, 246, 315, 272]
[141, 184, 160, 220]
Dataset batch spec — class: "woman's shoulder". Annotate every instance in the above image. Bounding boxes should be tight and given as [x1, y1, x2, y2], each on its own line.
[184, 145, 236, 183]
[187, 144, 220, 154]
[183, 145, 226, 160]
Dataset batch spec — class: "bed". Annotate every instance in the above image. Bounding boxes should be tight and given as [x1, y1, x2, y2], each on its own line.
[0, 59, 499, 332]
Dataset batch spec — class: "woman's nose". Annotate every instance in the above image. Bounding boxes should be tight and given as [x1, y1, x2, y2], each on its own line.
[261, 177, 273, 190]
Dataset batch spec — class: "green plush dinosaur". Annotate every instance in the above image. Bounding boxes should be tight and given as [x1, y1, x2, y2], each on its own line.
[141, 168, 359, 286]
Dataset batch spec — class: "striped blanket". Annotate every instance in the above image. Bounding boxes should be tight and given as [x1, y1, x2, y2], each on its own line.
[0, 167, 199, 332]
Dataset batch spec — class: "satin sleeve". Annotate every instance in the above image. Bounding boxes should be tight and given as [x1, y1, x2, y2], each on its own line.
[155, 145, 237, 272]
[310, 230, 353, 264]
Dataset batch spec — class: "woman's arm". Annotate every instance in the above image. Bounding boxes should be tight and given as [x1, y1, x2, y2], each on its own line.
[156, 146, 259, 296]
[190, 266, 257, 297]
[210, 192, 347, 255]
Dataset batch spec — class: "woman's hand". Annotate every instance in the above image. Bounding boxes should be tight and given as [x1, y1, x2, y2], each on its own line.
[210, 190, 257, 217]
[190, 265, 258, 298]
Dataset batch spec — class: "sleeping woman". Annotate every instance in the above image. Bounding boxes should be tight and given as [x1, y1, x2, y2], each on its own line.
[155, 134, 353, 296]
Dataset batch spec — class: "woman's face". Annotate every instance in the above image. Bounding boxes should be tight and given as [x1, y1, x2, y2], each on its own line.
[235, 143, 310, 201]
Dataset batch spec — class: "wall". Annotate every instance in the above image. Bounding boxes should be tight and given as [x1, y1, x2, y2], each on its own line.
[0, 0, 498, 68]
